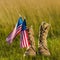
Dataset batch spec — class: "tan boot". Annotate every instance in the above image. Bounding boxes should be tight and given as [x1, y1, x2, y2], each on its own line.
[38, 22, 50, 56]
[24, 26, 36, 56]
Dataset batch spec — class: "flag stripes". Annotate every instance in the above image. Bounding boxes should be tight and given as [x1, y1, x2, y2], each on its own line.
[6, 25, 22, 44]
[20, 30, 30, 48]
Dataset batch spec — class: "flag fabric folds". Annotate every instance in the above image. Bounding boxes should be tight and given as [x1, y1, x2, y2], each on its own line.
[6, 17, 30, 48]
[6, 17, 23, 44]
[20, 19, 30, 48]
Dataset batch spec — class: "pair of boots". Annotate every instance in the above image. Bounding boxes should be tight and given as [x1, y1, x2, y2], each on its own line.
[24, 22, 50, 56]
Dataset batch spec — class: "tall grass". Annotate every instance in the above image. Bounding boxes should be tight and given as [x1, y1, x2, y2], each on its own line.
[0, 0, 60, 37]
[0, 0, 60, 60]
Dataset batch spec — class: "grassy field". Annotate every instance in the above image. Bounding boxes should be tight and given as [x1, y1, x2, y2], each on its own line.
[0, 0, 60, 60]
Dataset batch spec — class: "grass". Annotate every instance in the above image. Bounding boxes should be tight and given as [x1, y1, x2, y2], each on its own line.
[0, 38, 60, 60]
[0, 0, 60, 60]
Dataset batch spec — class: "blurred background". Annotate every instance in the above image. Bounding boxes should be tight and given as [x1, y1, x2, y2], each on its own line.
[0, 0, 60, 60]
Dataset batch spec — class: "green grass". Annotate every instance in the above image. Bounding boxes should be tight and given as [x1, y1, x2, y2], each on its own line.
[0, 38, 60, 60]
[0, 0, 60, 60]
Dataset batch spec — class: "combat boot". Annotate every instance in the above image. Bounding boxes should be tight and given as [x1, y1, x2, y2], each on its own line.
[38, 22, 50, 56]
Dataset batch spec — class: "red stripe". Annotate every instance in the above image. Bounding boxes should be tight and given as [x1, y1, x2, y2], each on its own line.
[24, 31, 27, 47]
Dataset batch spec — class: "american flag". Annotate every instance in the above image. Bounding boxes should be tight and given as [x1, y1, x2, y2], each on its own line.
[20, 20, 30, 48]
[6, 17, 23, 44]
